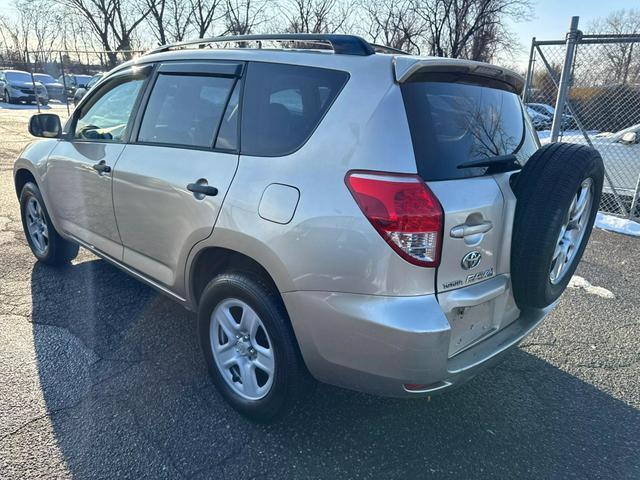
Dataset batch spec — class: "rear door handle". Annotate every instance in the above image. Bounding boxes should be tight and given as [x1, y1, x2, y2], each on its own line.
[450, 220, 493, 238]
[187, 183, 218, 197]
[92, 161, 111, 174]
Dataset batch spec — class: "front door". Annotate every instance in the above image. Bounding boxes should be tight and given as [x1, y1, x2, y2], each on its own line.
[45, 67, 150, 259]
[112, 61, 243, 291]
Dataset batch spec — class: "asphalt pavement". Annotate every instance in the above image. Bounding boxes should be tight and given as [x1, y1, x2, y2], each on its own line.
[0, 103, 638, 479]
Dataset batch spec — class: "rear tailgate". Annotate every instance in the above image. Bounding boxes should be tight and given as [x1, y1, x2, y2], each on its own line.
[397, 56, 538, 355]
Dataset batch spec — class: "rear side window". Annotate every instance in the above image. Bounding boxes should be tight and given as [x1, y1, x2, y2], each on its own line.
[138, 74, 235, 148]
[401, 74, 538, 181]
[241, 62, 349, 156]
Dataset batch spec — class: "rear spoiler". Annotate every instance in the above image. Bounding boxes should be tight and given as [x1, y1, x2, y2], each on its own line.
[393, 56, 524, 94]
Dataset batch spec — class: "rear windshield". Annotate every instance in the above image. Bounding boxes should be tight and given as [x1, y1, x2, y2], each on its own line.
[34, 74, 56, 84]
[401, 74, 539, 181]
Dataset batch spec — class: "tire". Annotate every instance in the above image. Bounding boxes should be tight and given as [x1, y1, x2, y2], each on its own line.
[198, 271, 313, 422]
[511, 143, 604, 309]
[5, 89, 13, 104]
[41, 100, 48, 106]
[19, 182, 79, 266]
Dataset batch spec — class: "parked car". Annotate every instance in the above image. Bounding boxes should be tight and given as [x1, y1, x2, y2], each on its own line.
[73, 73, 105, 105]
[526, 106, 551, 131]
[14, 34, 604, 421]
[527, 102, 576, 129]
[0, 70, 48, 105]
[58, 74, 92, 97]
[542, 123, 640, 202]
[33, 73, 66, 101]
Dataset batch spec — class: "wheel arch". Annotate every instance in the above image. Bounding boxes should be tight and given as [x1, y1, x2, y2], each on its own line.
[189, 246, 284, 308]
[14, 167, 37, 198]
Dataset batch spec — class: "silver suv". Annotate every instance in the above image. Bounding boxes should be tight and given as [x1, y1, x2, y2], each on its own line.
[14, 34, 604, 421]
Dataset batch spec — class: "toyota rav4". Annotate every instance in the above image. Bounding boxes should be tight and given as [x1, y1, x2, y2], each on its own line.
[14, 34, 604, 421]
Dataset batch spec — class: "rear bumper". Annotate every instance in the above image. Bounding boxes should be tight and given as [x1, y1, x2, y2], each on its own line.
[283, 286, 552, 397]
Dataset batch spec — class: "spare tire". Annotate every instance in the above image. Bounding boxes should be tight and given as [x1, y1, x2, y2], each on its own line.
[511, 143, 604, 309]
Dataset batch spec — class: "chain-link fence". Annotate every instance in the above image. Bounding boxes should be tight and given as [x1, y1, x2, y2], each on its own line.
[523, 17, 640, 221]
[0, 49, 145, 114]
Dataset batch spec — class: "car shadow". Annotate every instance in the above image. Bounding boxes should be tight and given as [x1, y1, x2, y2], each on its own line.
[0, 101, 54, 110]
[29, 259, 639, 479]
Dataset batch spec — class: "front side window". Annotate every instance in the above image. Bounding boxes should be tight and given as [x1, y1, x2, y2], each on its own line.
[74, 76, 145, 142]
[241, 62, 349, 156]
[138, 74, 235, 148]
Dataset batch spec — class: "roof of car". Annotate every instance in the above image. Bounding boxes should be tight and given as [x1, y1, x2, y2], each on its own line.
[113, 34, 524, 93]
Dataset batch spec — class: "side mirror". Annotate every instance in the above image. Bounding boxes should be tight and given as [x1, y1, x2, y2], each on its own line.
[29, 114, 62, 139]
[620, 131, 637, 145]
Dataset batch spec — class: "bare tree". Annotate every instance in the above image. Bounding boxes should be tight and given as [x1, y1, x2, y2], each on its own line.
[189, 0, 224, 38]
[413, 0, 531, 60]
[359, 0, 425, 53]
[61, 0, 156, 65]
[146, 0, 168, 44]
[280, 0, 350, 34]
[588, 9, 640, 85]
[146, 0, 194, 44]
[224, 0, 269, 35]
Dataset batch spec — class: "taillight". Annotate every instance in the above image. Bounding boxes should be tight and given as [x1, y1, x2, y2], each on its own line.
[345, 171, 443, 267]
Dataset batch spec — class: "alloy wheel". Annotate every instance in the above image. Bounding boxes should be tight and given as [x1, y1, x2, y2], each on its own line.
[25, 196, 49, 255]
[549, 178, 593, 284]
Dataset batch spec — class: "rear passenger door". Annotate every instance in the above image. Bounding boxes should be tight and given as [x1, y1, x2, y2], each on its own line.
[112, 61, 243, 291]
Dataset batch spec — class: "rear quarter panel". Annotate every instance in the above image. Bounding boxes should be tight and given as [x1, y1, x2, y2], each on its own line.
[187, 55, 437, 299]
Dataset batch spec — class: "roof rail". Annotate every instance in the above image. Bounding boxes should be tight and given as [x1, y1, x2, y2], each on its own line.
[146, 34, 377, 57]
[370, 43, 410, 55]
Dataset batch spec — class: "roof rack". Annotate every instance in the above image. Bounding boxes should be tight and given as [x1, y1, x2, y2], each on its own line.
[370, 43, 409, 55]
[146, 34, 378, 57]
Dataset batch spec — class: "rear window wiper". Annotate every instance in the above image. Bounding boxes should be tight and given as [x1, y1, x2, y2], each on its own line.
[457, 154, 521, 173]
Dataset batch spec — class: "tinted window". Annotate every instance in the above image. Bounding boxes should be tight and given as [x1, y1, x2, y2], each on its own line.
[138, 74, 234, 148]
[241, 63, 349, 156]
[74, 76, 145, 142]
[401, 75, 538, 181]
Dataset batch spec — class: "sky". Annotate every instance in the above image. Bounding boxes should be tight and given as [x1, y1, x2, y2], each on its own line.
[506, 0, 637, 68]
[0, 0, 636, 68]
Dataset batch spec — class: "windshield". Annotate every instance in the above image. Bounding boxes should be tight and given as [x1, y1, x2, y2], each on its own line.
[5, 71, 32, 83]
[87, 74, 102, 87]
[76, 75, 92, 83]
[33, 74, 56, 84]
[401, 75, 539, 181]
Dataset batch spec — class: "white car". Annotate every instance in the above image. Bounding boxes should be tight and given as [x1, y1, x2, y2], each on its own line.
[546, 124, 640, 199]
[526, 106, 551, 130]
[527, 102, 575, 129]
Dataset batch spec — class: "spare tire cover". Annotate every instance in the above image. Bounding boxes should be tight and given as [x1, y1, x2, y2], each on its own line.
[511, 142, 604, 309]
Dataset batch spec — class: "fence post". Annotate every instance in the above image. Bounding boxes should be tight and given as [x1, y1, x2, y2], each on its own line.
[551, 16, 580, 142]
[522, 37, 536, 103]
[25, 50, 41, 114]
[630, 174, 640, 221]
[59, 52, 70, 116]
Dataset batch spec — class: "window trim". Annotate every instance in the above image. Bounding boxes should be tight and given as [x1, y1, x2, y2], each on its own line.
[130, 60, 246, 154]
[65, 65, 154, 145]
[239, 61, 350, 158]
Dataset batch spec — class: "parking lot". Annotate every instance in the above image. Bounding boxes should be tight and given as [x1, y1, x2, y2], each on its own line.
[0, 103, 638, 479]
